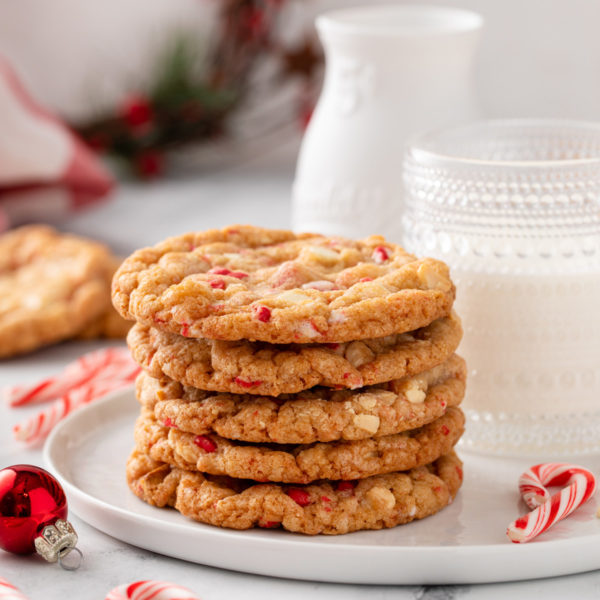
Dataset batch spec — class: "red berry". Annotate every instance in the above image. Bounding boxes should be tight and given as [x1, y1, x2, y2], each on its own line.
[135, 151, 163, 178]
[254, 306, 271, 322]
[194, 435, 217, 453]
[372, 246, 390, 263]
[121, 94, 154, 128]
[209, 279, 226, 290]
[287, 488, 311, 507]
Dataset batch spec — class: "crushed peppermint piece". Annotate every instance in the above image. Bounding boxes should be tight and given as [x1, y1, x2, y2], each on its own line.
[209, 267, 248, 279]
[194, 435, 217, 453]
[372, 246, 390, 263]
[441, 425, 450, 436]
[209, 279, 226, 289]
[254, 305, 272, 322]
[336, 481, 356, 492]
[163, 418, 176, 428]
[234, 377, 262, 389]
[287, 488, 312, 507]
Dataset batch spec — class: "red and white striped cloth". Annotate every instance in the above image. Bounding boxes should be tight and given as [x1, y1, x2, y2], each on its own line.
[0, 56, 113, 232]
[6, 347, 140, 445]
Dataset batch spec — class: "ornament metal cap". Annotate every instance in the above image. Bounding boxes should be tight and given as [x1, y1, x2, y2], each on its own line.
[34, 519, 82, 571]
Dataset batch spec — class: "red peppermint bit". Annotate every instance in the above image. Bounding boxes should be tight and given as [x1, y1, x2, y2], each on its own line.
[325, 343, 340, 350]
[287, 488, 312, 507]
[372, 246, 390, 263]
[433, 486, 443, 494]
[181, 323, 190, 337]
[209, 279, 226, 289]
[324, 506, 332, 513]
[234, 377, 263, 389]
[163, 418, 176, 428]
[254, 306, 272, 322]
[310, 319, 326, 335]
[456, 466, 463, 480]
[321, 495, 331, 503]
[259, 520, 280, 529]
[194, 435, 217, 453]
[210, 303, 225, 312]
[514, 516, 528, 530]
[336, 481, 356, 492]
[343, 372, 351, 379]
[441, 401, 447, 409]
[153, 316, 167, 324]
[209, 267, 248, 279]
[441, 425, 450, 436]
[359, 277, 373, 283]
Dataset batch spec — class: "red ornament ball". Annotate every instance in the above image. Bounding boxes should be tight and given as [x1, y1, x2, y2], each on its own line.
[0, 465, 67, 555]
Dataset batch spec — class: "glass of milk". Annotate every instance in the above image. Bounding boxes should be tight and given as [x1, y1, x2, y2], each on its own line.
[403, 120, 600, 455]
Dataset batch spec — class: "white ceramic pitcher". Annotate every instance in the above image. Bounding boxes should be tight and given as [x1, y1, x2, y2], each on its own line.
[292, 4, 483, 240]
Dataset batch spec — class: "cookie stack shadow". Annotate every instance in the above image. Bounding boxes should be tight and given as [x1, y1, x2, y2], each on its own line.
[114, 226, 467, 535]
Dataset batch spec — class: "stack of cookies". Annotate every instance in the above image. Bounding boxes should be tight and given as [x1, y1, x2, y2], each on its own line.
[113, 225, 466, 535]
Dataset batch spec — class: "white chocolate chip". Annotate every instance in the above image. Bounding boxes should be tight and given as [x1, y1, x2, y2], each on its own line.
[278, 290, 312, 305]
[366, 487, 396, 511]
[357, 394, 377, 410]
[345, 341, 375, 368]
[408, 505, 417, 517]
[329, 310, 347, 324]
[417, 263, 449, 291]
[307, 245, 339, 264]
[302, 280, 336, 291]
[353, 414, 380, 434]
[402, 378, 428, 404]
[344, 401, 356, 415]
[405, 388, 427, 404]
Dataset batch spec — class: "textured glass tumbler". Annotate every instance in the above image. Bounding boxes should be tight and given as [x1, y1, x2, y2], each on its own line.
[403, 120, 600, 455]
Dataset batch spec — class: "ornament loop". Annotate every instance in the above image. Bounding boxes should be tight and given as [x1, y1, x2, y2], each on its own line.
[58, 546, 83, 571]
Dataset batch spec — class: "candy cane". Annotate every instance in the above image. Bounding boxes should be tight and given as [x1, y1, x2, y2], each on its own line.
[105, 580, 200, 600]
[0, 578, 30, 600]
[507, 463, 597, 543]
[5, 347, 136, 407]
[13, 367, 139, 444]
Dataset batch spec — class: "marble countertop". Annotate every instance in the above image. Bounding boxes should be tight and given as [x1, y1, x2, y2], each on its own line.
[1, 166, 600, 599]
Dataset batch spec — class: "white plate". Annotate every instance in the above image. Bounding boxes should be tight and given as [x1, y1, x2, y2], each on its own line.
[44, 388, 600, 585]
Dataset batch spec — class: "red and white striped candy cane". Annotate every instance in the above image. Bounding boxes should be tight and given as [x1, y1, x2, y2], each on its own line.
[4, 347, 136, 407]
[13, 366, 139, 444]
[105, 580, 200, 600]
[507, 463, 597, 543]
[0, 578, 30, 600]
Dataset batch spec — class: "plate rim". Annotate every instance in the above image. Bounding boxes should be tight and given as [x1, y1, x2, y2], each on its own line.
[43, 388, 600, 584]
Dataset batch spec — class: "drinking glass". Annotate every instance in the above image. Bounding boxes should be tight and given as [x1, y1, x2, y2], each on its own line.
[403, 119, 600, 455]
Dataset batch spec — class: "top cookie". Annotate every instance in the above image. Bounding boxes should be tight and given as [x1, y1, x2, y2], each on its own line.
[0, 225, 115, 358]
[112, 225, 455, 344]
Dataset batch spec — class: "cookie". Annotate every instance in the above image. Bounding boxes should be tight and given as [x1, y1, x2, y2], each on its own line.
[126, 448, 463, 535]
[0, 225, 115, 358]
[134, 406, 464, 484]
[137, 354, 466, 444]
[76, 307, 132, 340]
[112, 225, 455, 344]
[129, 313, 462, 396]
